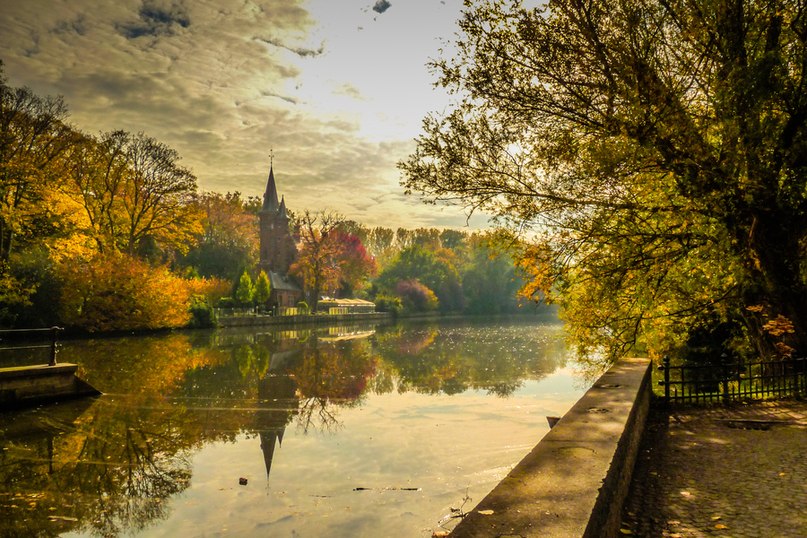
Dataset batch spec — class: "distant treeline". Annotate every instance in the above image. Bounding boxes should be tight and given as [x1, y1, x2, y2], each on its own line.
[0, 64, 539, 333]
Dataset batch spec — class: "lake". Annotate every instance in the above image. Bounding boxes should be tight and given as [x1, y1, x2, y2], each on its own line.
[0, 316, 590, 537]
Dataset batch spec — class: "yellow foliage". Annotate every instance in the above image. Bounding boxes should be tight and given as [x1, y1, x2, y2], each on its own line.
[56, 253, 196, 331]
[184, 276, 230, 303]
[762, 315, 795, 337]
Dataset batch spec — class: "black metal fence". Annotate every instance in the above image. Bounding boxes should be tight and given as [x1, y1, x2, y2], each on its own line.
[0, 327, 63, 367]
[658, 355, 807, 405]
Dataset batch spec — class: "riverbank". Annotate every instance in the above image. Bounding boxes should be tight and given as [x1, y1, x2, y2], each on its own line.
[215, 310, 392, 328]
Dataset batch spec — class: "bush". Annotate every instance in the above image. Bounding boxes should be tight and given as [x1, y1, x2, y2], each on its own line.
[188, 295, 216, 328]
[374, 294, 402, 316]
[217, 296, 236, 308]
[395, 279, 439, 312]
[57, 253, 193, 332]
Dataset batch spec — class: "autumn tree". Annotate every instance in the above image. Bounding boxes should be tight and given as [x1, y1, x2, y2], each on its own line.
[290, 211, 344, 311]
[57, 252, 194, 332]
[331, 229, 377, 297]
[395, 279, 440, 312]
[64, 130, 128, 253]
[401, 0, 807, 361]
[234, 270, 254, 306]
[0, 64, 76, 264]
[66, 130, 202, 260]
[364, 226, 396, 263]
[376, 245, 463, 312]
[462, 233, 522, 315]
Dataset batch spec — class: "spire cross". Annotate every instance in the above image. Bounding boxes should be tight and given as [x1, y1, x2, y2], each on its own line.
[269, 148, 274, 168]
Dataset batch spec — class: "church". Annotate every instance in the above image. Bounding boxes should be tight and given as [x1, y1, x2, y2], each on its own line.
[258, 163, 304, 310]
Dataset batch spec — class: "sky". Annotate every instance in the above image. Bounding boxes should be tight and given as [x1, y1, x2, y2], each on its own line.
[0, 0, 486, 230]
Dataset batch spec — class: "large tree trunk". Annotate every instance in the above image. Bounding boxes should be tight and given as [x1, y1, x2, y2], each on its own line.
[745, 212, 807, 356]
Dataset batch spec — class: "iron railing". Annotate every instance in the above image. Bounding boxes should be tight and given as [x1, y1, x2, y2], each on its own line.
[0, 327, 64, 366]
[658, 355, 807, 405]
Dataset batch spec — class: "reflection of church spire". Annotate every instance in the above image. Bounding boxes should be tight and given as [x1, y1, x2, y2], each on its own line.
[256, 361, 299, 479]
[259, 429, 285, 477]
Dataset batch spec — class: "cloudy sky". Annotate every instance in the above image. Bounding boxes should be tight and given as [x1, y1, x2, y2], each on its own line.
[0, 0, 486, 229]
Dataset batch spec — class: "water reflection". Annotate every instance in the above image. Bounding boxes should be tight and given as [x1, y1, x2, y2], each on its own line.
[0, 317, 576, 537]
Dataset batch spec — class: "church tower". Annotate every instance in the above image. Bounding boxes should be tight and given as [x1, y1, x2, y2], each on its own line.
[258, 163, 297, 276]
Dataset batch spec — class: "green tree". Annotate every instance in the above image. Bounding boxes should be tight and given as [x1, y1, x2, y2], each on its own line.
[462, 234, 521, 315]
[401, 0, 807, 360]
[234, 270, 254, 306]
[254, 270, 272, 306]
[377, 245, 463, 312]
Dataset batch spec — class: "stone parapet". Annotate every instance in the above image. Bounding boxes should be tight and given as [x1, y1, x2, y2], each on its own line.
[451, 357, 652, 537]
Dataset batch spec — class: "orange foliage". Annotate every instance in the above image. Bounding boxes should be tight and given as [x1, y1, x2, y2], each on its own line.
[515, 242, 555, 302]
[185, 276, 230, 303]
[57, 252, 197, 331]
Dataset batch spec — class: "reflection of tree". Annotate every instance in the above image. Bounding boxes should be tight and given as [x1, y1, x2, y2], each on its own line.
[291, 338, 378, 433]
[373, 320, 568, 397]
[296, 396, 340, 434]
[1, 333, 233, 537]
[0, 398, 193, 538]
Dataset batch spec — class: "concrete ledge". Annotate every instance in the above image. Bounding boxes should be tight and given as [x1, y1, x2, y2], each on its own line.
[451, 357, 651, 537]
[0, 363, 100, 409]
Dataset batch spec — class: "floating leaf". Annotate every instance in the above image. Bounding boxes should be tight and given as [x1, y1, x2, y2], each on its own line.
[478, 509, 495, 515]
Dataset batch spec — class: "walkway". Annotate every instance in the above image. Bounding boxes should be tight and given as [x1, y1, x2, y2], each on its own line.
[622, 400, 807, 537]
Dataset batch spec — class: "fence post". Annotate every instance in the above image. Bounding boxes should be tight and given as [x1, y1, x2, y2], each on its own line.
[49, 326, 62, 366]
[721, 353, 729, 404]
[662, 355, 670, 406]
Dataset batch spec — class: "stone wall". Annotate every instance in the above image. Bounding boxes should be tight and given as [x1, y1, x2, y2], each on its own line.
[450, 357, 652, 537]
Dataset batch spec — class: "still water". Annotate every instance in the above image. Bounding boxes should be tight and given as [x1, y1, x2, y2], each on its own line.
[1, 316, 590, 537]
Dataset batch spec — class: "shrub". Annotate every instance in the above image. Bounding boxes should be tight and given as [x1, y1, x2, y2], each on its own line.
[188, 295, 216, 328]
[374, 294, 402, 316]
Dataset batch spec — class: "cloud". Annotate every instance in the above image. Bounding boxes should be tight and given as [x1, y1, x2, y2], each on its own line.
[261, 90, 299, 105]
[254, 36, 325, 58]
[372, 1, 392, 14]
[0, 0, 482, 230]
[334, 83, 363, 100]
[52, 16, 88, 37]
[118, 0, 191, 39]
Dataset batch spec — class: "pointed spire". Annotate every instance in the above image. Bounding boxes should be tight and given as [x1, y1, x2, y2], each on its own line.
[279, 195, 288, 218]
[262, 163, 280, 212]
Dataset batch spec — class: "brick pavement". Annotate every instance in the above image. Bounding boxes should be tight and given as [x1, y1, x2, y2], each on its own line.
[621, 400, 807, 537]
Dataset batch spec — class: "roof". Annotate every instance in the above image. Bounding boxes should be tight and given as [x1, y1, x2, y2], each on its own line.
[268, 271, 302, 292]
[261, 165, 280, 213]
[318, 298, 376, 306]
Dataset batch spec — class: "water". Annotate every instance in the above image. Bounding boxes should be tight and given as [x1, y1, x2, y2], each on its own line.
[0, 316, 590, 537]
